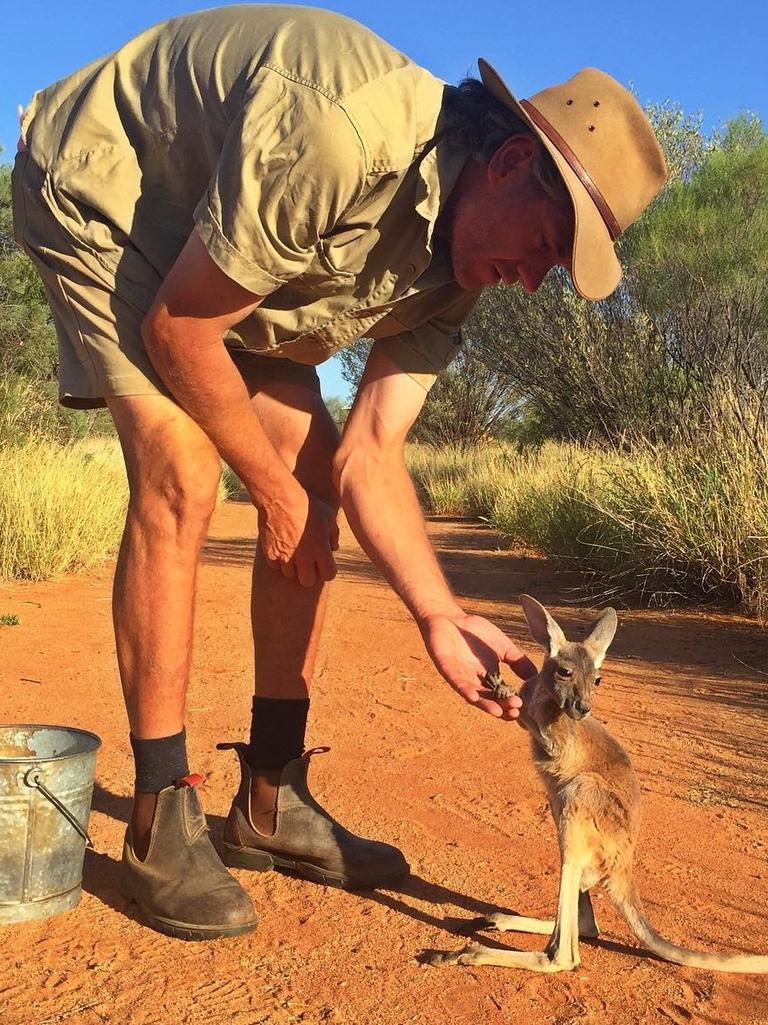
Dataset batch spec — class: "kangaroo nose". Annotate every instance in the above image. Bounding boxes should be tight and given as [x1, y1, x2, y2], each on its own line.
[575, 698, 591, 716]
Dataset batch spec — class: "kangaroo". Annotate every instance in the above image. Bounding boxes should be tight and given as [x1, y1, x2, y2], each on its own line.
[427, 594, 768, 974]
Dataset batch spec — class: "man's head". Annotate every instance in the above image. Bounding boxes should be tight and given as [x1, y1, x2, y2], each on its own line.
[439, 66, 668, 299]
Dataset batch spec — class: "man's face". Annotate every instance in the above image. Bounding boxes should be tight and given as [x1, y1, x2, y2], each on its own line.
[444, 135, 575, 293]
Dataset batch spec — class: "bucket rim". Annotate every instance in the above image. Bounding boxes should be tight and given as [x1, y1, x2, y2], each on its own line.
[0, 724, 102, 762]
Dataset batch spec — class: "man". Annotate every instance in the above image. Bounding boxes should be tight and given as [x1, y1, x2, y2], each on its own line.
[12, 6, 667, 940]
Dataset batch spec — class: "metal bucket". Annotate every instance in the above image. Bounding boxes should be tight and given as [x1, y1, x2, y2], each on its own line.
[0, 724, 101, 924]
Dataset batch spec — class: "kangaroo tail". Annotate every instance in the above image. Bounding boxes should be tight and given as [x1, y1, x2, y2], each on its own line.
[612, 883, 768, 974]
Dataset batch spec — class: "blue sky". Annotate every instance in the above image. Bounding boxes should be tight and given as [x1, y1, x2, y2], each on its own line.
[3, 0, 766, 400]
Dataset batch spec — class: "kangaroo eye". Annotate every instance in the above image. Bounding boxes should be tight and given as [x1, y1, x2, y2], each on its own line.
[594, 676, 602, 686]
[556, 667, 573, 679]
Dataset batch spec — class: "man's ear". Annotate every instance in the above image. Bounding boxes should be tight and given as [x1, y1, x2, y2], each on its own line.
[488, 134, 538, 186]
[519, 594, 567, 657]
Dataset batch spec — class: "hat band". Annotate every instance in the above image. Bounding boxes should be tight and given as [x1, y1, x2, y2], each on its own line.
[520, 100, 622, 242]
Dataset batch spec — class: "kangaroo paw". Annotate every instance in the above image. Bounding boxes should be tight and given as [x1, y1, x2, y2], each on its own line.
[423, 943, 483, 967]
[485, 671, 517, 701]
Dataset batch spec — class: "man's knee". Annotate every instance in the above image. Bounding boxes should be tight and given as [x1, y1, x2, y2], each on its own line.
[109, 396, 222, 541]
[128, 448, 222, 546]
[253, 385, 341, 509]
[148, 450, 220, 519]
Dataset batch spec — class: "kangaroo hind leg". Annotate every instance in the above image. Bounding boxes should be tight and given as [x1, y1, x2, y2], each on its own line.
[543, 861, 583, 969]
[476, 889, 598, 939]
[477, 911, 555, 935]
[428, 861, 583, 972]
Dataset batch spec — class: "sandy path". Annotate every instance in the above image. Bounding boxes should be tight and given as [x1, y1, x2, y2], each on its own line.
[1, 501, 767, 1025]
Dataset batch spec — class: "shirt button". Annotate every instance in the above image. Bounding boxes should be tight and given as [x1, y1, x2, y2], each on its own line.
[407, 263, 416, 274]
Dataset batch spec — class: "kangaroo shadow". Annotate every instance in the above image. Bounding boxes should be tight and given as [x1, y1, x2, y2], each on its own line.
[371, 872, 663, 965]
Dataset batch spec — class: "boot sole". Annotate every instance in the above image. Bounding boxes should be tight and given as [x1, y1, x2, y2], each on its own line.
[120, 880, 258, 941]
[221, 842, 409, 891]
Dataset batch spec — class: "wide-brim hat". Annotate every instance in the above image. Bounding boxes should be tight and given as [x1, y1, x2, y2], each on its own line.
[478, 59, 668, 301]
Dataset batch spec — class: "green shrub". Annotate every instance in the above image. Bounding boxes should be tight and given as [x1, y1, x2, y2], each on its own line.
[0, 375, 115, 446]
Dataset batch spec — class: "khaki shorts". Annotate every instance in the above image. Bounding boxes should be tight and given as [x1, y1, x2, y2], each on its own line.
[11, 151, 320, 410]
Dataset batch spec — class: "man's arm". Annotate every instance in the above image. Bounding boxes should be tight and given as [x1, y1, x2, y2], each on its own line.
[333, 342, 535, 717]
[141, 229, 336, 586]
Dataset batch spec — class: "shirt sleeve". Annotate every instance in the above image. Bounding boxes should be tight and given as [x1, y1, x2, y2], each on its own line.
[373, 285, 482, 390]
[194, 69, 366, 296]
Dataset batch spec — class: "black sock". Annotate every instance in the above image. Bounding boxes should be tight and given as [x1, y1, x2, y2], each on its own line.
[246, 696, 310, 770]
[130, 729, 190, 793]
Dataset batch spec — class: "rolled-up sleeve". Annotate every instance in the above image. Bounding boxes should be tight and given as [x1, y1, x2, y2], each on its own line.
[194, 69, 366, 296]
[374, 284, 482, 390]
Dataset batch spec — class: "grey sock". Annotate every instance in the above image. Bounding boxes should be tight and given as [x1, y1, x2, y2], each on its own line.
[130, 728, 190, 793]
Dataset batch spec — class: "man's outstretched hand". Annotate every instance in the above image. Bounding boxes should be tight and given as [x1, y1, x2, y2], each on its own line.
[420, 612, 537, 719]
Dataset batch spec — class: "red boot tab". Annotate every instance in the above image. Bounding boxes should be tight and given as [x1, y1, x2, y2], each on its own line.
[175, 773, 205, 788]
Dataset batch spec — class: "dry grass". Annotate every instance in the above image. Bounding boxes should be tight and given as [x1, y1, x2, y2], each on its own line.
[0, 438, 235, 581]
[4, 420, 765, 617]
[0, 439, 128, 580]
[406, 431, 768, 617]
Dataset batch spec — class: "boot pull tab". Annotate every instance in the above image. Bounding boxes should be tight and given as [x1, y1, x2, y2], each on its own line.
[217, 742, 248, 754]
[216, 742, 250, 770]
[302, 746, 331, 760]
[175, 773, 205, 788]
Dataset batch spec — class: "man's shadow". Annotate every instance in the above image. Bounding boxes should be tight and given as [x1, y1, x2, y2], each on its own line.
[84, 783, 505, 934]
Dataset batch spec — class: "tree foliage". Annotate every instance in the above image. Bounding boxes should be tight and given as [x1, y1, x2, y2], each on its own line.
[643, 101, 710, 183]
[467, 278, 676, 444]
[324, 394, 349, 427]
[406, 334, 521, 446]
[337, 334, 520, 446]
[0, 167, 60, 380]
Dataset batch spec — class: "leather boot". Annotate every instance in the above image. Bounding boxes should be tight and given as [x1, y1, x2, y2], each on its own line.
[121, 774, 258, 940]
[217, 744, 409, 890]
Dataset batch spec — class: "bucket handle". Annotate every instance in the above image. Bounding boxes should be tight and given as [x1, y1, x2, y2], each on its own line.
[24, 769, 95, 850]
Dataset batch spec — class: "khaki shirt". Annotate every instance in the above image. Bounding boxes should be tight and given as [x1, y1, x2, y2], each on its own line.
[22, 5, 481, 389]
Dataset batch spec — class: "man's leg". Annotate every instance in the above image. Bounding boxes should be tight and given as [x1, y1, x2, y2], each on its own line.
[108, 394, 223, 851]
[13, 150, 255, 934]
[251, 381, 339, 698]
[219, 375, 409, 888]
[107, 393, 257, 938]
[246, 381, 339, 831]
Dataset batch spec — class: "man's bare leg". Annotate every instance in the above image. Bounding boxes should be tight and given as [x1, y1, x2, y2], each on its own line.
[108, 394, 223, 858]
[212, 374, 407, 887]
[244, 382, 339, 832]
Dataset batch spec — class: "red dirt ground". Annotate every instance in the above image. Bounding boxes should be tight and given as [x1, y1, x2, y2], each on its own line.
[1, 501, 767, 1025]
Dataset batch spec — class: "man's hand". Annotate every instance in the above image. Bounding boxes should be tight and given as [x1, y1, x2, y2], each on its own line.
[258, 486, 339, 587]
[419, 612, 537, 719]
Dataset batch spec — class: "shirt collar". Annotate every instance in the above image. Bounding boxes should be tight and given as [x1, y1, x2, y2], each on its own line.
[414, 121, 470, 253]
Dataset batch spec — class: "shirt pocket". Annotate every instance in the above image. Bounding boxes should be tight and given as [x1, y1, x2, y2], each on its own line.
[42, 147, 139, 272]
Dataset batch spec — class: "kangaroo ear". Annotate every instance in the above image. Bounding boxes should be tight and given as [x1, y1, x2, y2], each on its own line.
[519, 594, 567, 657]
[583, 608, 618, 667]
